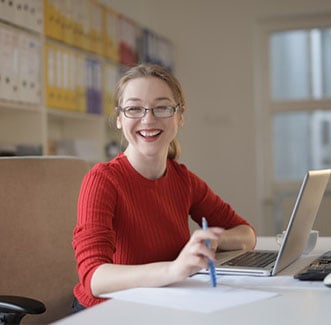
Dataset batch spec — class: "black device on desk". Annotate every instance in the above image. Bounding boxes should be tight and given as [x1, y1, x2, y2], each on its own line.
[294, 251, 331, 281]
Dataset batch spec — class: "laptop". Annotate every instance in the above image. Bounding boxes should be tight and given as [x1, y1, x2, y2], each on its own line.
[211, 169, 331, 276]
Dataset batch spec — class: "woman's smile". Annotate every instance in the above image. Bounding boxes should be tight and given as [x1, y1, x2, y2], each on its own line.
[137, 128, 163, 140]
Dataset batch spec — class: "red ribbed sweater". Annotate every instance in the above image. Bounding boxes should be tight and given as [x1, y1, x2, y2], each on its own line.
[73, 153, 251, 307]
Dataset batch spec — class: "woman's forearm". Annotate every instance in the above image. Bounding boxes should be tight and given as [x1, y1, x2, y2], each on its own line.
[90, 261, 181, 297]
[217, 225, 256, 251]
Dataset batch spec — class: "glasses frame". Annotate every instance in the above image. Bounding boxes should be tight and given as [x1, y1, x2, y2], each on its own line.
[117, 104, 180, 119]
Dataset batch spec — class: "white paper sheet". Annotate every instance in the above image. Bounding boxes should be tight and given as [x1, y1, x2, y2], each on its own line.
[101, 277, 278, 313]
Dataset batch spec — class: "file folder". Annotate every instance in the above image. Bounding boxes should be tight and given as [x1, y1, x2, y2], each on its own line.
[141, 29, 174, 72]
[44, 0, 62, 41]
[118, 15, 139, 66]
[45, 41, 70, 110]
[0, 26, 19, 101]
[75, 52, 87, 113]
[18, 33, 42, 104]
[44, 42, 58, 108]
[62, 0, 74, 46]
[103, 5, 119, 62]
[0, 0, 15, 25]
[0, 26, 5, 99]
[59, 47, 76, 111]
[67, 48, 76, 111]
[57, 45, 67, 109]
[12, 0, 43, 33]
[86, 57, 102, 115]
[28, 0, 44, 33]
[89, 0, 103, 55]
[80, 0, 90, 51]
[94, 60, 103, 115]
[71, 0, 84, 48]
[61, 49, 70, 109]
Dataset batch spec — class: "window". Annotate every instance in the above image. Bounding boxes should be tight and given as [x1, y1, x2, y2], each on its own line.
[270, 28, 331, 180]
[256, 18, 331, 235]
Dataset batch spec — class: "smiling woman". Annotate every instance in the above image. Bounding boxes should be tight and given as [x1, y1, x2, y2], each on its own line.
[72, 63, 256, 311]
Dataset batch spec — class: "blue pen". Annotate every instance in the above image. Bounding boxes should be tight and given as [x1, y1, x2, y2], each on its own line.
[202, 217, 217, 287]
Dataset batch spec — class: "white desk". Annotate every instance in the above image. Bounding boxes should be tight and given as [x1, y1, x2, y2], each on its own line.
[54, 237, 331, 325]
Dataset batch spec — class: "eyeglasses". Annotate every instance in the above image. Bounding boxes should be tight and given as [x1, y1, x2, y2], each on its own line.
[117, 104, 180, 119]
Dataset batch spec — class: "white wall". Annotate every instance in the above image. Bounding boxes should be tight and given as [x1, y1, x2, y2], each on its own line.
[104, 0, 331, 234]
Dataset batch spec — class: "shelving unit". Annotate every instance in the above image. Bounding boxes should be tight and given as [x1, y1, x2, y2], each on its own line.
[0, 101, 44, 153]
[0, 0, 174, 162]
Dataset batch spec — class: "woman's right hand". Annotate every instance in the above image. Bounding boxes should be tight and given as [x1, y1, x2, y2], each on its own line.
[170, 227, 223, 282]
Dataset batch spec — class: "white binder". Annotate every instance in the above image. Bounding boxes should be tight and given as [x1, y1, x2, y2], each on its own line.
[18, 33, 42, 104]
[1, 27, 19, 101]
[28, 0, 44, 33]
[0, 0, 15, 24]
[0, 27, 4, 100]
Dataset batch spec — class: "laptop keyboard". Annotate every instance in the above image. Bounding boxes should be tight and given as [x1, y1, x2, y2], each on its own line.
[294, 251, 331, 281]
[223, 251, 278, 268]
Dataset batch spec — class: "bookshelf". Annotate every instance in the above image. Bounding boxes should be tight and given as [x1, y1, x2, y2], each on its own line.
[0, 0, 174, 162]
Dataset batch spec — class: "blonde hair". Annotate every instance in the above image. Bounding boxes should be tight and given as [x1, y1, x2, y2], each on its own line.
[114, 63, 186, 160]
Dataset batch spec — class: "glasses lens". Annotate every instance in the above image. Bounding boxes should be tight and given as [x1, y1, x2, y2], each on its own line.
[124, 106, 144, 118]
[153, 106, 174, 118]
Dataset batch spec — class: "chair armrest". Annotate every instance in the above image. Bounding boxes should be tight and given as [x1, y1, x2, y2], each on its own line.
[0, 295, 46, 324]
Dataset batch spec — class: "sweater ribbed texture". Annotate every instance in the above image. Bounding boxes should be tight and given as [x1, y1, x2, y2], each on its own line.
[73, 153, 251, 307]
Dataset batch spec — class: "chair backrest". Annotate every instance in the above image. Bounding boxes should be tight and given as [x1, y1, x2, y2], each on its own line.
[0, 156, 90, 324]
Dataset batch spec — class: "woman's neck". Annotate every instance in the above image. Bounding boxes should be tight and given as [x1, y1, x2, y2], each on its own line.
[124, 148, 167, 180]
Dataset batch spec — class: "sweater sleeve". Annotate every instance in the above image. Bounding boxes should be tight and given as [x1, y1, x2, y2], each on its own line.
[72, 165, 117, 298]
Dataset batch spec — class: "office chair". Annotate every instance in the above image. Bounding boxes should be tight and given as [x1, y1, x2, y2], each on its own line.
[0, 157, 90, 324]
[0, 296, 45, 324]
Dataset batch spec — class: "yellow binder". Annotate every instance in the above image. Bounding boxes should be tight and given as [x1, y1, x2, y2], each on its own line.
[44, 42, 58, 108]
[75, 52, 87, 113]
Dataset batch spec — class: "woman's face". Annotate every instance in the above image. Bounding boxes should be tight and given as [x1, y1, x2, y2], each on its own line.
[117, 77, 183, 159]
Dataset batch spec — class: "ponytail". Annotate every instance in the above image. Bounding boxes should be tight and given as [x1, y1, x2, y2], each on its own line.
[168, 139, 181, 160]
